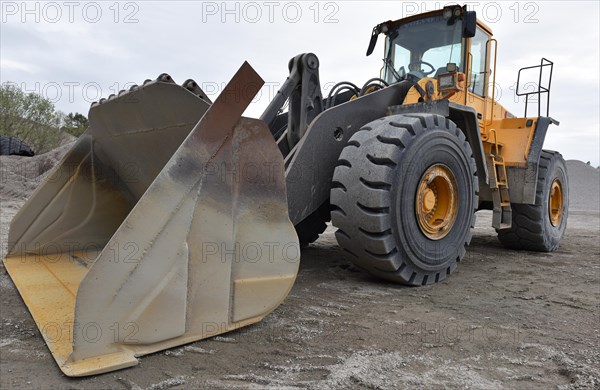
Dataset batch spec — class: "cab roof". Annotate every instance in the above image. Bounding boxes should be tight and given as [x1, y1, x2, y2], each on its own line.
[385, 7, 494, 36]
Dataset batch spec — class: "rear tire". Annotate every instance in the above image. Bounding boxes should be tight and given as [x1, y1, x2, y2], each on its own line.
[330, 114, 478, 285]
[497, 150, 568, 251]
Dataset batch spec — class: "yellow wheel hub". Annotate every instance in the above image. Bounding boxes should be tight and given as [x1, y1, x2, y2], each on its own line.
[416, 164, 459, 240]
[549, 178, 564, 227]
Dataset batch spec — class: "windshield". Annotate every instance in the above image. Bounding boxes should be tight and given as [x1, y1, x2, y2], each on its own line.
[383, 15, 464, 83]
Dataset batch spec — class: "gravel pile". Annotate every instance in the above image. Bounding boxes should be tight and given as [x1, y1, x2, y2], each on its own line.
[566, 160, 600, 211]
[0, 142, 74, 201]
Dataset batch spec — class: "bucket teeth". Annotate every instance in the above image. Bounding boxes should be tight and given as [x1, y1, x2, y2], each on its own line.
[90, 74, 211, 107]
[158, 73, 175, 83]
[183, 78, 212, 103]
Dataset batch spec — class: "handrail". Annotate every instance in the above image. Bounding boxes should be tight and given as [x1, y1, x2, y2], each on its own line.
[465, 52, 473, 106]
[489, 128, 500, 157]
[516, 58, 554, 117]
[485, 38, 498, 126]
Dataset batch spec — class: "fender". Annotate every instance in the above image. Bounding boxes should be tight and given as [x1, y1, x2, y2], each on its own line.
[506, 117, 559, 204]
[447, 102, 490, 189]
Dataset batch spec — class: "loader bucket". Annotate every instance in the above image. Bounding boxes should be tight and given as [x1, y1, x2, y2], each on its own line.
[3, 62, 300, 376]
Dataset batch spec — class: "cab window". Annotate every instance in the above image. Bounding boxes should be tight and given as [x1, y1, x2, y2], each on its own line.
[383, 15, 464, 84]
[469, 27, 489, 96]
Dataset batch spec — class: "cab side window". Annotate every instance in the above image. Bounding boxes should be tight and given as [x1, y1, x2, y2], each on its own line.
[469, 27, 488, 96]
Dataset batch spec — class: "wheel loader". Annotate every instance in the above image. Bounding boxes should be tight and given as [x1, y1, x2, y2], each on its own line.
[3, 5, 568, 376]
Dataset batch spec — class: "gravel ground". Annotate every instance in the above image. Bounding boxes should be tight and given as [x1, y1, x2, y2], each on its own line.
[1, 148, 598, 389]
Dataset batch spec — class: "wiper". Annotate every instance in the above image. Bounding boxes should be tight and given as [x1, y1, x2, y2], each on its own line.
[384, 57, 403, 82]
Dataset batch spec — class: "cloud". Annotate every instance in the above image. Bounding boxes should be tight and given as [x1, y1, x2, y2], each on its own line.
[0, 58, 39, 73]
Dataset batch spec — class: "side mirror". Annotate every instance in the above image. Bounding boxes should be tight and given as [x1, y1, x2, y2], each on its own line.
[463, 11, 476, 38]
[366, 22, 390, 56]
[366, 27, 380, 56]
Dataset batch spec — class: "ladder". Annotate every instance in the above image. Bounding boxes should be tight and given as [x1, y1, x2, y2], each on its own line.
[488, 129, 512, 229]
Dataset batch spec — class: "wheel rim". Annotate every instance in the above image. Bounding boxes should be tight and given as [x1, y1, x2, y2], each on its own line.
[549, 178, 564, 227]
[415, 164, 459, 240]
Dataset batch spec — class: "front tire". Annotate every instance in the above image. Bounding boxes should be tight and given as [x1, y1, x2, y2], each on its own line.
[330, 114, 478, 285]
[497, 150, 568, 251]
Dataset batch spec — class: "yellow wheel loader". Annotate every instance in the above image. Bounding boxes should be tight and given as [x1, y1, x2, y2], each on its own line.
[3, 5, 568, 376]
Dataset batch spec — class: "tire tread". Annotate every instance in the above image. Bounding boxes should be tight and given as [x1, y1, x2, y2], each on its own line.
[330, 114, 478, 285]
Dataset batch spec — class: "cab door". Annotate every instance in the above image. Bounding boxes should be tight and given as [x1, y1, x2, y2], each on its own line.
[466, 25, 491, 129]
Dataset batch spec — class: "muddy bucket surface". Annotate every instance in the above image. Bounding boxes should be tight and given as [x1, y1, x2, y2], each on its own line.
[3, 63, 300, 376]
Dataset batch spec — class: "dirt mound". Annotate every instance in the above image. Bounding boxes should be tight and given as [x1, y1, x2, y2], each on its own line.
[0, 142, 74, 201]
[566, 160, 600, 211]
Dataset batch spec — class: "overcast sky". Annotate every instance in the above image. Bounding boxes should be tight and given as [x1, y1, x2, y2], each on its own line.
[1, 1, 599, 165]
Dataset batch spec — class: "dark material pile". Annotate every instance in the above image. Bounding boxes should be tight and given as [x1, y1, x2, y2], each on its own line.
[0, 136, 35, 157]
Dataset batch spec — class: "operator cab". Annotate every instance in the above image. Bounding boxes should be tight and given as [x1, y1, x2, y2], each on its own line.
[384, 13, 464, 83]
[367, 5, 478, 88]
